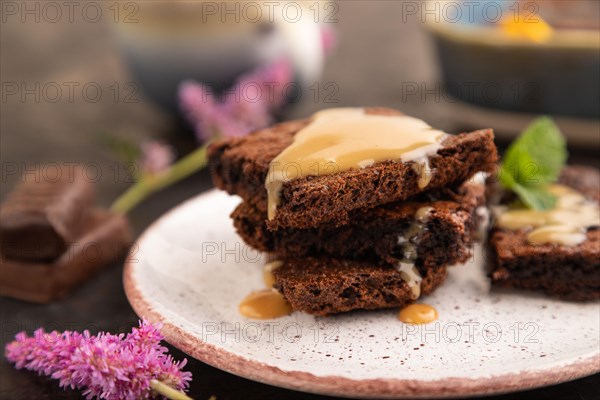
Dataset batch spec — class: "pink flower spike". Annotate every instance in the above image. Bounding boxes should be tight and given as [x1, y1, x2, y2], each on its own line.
[5, 321, 192, 400]
[140, 140, 175, 177]
[178, 80, 219, 143]
[178, 59, 294, 143]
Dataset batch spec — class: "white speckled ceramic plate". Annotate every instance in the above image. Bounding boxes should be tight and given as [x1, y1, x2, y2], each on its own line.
[124, 190, 600, 399]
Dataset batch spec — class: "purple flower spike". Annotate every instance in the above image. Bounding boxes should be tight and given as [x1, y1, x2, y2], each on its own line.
[5, 321, 192, 400]
[140, 141, 175, 177]
[179, 59, 294, 143]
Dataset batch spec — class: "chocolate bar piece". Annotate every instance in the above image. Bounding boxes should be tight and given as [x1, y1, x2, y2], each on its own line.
[0, 166, 94, 261]
[0, 209, 132, 303]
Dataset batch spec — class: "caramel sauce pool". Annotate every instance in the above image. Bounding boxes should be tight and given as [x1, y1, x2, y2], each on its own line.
[239, 289, 292, 319]
[398, 304, 439, 324]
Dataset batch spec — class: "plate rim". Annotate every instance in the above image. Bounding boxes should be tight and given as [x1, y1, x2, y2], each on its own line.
[123, 189, 600, 399]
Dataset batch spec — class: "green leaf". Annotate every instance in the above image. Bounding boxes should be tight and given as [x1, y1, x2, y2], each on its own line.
[499, 164, 517, 190]
[97, 132, 140, 164]
[501, 117, 567, 186]
[499, 117, 567, 210]
[512, 184, 557, 210]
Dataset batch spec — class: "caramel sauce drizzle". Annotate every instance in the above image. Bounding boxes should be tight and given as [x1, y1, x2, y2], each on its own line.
[239, 260, 291, 319]
[495, 184, 599, 246]
[265, 108, 446, 219]
[395, 206, 433, 299]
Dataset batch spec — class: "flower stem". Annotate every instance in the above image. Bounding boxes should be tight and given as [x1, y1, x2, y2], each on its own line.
[110, 144, 208, 214]
[150, 379, 193, 400]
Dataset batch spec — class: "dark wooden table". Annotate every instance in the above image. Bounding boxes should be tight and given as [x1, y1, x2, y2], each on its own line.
[1, 2, 598, 399]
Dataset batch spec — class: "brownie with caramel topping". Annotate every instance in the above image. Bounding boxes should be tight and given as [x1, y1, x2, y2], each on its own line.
[488, 166, 600, 301]
[208, 107, 497, 230]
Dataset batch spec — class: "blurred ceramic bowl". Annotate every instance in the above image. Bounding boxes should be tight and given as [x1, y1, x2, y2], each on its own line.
[110, 1, 326, 112]
[426, 0, 600, 119]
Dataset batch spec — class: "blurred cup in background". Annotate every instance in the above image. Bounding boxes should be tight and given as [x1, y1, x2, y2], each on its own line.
[425, 0, 600, 119]
[109, 0, 328, 112]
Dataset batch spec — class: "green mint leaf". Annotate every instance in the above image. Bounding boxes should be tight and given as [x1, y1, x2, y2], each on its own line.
[500, 117, 567, 210]
[502, 117, 567, 185]
[499, 164, 517, 190]
[512, 184, 557, 210]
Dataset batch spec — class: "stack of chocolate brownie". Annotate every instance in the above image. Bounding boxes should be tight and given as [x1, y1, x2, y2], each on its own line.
[209, 107, 498, 315]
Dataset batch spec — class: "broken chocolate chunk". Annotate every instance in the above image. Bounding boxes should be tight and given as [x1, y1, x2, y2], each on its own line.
[0, 209, 132, 303]
[0, 166, 94, 261]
